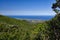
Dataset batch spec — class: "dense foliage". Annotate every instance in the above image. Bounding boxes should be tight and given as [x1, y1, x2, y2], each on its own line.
[0, 14, 60, 40]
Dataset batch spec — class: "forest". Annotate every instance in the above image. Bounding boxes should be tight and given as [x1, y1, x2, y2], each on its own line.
[0, 13, 60, 40]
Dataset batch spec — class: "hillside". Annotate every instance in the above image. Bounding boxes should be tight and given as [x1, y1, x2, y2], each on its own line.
[0, 14, 60, 40]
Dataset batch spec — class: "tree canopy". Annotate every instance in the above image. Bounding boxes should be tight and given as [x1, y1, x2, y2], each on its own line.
[52, 0, 60, 14]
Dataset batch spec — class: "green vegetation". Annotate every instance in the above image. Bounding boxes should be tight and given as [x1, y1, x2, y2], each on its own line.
[0, 14, 60, 40]
[0, 0, 60, 40]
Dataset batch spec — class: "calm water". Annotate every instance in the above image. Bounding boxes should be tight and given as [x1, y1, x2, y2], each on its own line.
[8, 16, 55, 20]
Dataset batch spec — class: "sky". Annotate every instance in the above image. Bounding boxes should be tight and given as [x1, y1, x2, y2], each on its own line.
[0, 0, 56, 16]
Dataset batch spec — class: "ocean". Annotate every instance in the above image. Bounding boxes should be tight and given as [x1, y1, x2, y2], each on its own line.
[8, 16, 55, 20]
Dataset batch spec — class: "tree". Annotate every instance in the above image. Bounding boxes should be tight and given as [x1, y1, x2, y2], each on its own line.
[52, 0, 60, 14]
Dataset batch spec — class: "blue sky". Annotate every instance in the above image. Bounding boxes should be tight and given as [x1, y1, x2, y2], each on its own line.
[0, 0, 56, 16]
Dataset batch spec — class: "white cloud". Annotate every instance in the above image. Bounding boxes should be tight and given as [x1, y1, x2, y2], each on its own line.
[0, 10, 56, 16]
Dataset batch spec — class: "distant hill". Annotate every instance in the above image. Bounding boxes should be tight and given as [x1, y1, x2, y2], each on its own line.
[0, 14, 60, 40]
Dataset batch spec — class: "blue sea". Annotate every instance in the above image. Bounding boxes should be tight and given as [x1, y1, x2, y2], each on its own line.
[8, 16, 55, 20]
